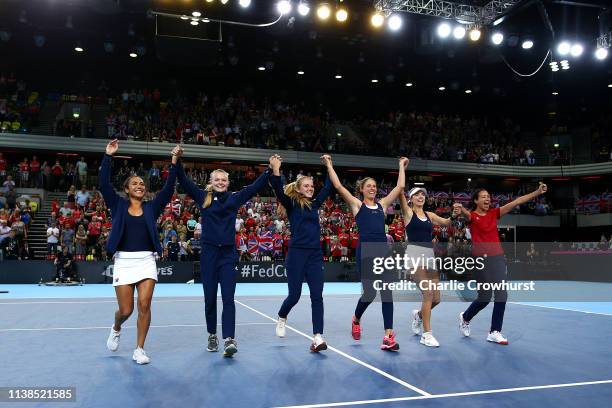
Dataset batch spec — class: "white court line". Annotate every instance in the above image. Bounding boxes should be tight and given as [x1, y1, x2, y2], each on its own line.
[0, 322, 273, 332]
[234, 299, 431, 397]
[273, 379, 612, 408]
[511, 302, 612, 316]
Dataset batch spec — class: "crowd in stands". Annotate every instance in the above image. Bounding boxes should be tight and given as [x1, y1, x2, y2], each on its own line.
[0, 163, 36, 259]
[32, 161, 533, 263]
[0, 73, 40, 133]
[2, 150, 610, 263]
[352, 113, 537, 165]
[100, 91, 539, 165]
[0, 153, 93, 191]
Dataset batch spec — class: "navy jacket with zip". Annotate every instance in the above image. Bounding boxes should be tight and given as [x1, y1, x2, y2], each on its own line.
[269, 174, 333, 249]
[99, 154, 177, 257]
[176, 164, 271, 247]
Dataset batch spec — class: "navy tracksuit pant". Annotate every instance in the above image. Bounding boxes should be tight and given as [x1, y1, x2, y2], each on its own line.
[201, 244, 238, 339]
[278, 248, 324, 334]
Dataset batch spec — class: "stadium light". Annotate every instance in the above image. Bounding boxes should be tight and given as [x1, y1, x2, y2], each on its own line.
[336, 8, 348, 22]
[388, 14, 402, 31]
[491, 32, 504, 45]
[277, 1, 292, 15]
[522, 40, 534, 49]
[570, 43, 583, 57]
[595, 47, 608, 60]
[469, 28, 481, 41]
[317, 3, 331, 20]
[371, 12, 384, 28]
[239, 0, 252, 8]
[453, 26, 466, 40]
[437, 23, 451, 38]
[557, 41, 571, 55]
[297, 2, 310, 16]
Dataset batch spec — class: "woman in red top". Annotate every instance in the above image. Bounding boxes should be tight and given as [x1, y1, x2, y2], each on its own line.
[51, 160, 63, 192]
[456, 184, 548, 345]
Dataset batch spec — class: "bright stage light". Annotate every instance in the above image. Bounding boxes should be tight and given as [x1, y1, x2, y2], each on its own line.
[491, 32, 504, 45]
[239, 0, 252, 8]
[595, 47, 608, 60]
[453, 26, 466, 40]
[298, 3, 310, 16]
[522, 40, 533, 49]
[570, 43, 583, 57]
[192, 11, 201, 17]
[277, 1, 292, 15]
[469, 29, 481, 41]
[437, 23, 451, 38]
[336, 8, 348, 22]
[388, 14, 402, 31]
[317, 4, 331, 20]
[371, 13, 384, 28]
[557, 41, 571, 55]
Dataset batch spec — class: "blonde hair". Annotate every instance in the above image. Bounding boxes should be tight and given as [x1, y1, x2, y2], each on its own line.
[203, 169, 229, 208]
[355, 177, 376, 198]
[276, 175, 313, 217]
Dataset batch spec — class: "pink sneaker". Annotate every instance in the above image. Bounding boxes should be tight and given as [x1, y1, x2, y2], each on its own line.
[380, 332, 400, 351]
[351, 317, 361, 340]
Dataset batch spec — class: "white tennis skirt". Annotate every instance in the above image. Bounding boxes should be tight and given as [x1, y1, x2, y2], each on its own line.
[404, 244, 438, 272]
[112, 251, 158, 287]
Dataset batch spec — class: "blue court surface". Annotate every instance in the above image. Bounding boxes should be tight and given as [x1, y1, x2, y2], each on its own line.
[1, 283, 612, 408]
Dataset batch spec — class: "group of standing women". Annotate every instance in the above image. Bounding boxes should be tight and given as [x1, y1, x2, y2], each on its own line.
[100, 140, 548, 363]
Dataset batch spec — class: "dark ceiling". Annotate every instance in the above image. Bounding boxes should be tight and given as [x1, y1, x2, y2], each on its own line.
[0, 0, 610, 120]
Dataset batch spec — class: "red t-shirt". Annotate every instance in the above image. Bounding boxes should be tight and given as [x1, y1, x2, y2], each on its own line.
[0, 158, 6, 171]
[470, 207, 504, 256]
[19, 162, 30, 172]
[30, 161, 40, 172]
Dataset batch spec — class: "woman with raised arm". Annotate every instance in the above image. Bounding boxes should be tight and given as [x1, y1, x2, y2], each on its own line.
[456, 183, 548, 345]
[400, 187, 459, 347]
[102, 139, 180, 365]
[269, 156, 334, 352]
[322, 155, 408, 351]
[176, 149, 277, 357]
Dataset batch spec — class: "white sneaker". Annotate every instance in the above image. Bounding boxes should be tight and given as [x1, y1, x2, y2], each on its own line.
[276, 317, 287, 338]
[106, 326, 120, 352]
[486, 331, 509, 345]
[420, 332, 440, 347]
[310, 333, 328, 352]
[132, 347, 151, 364]
[459, 312, 470, 337]
[411, 309, 422, 335]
